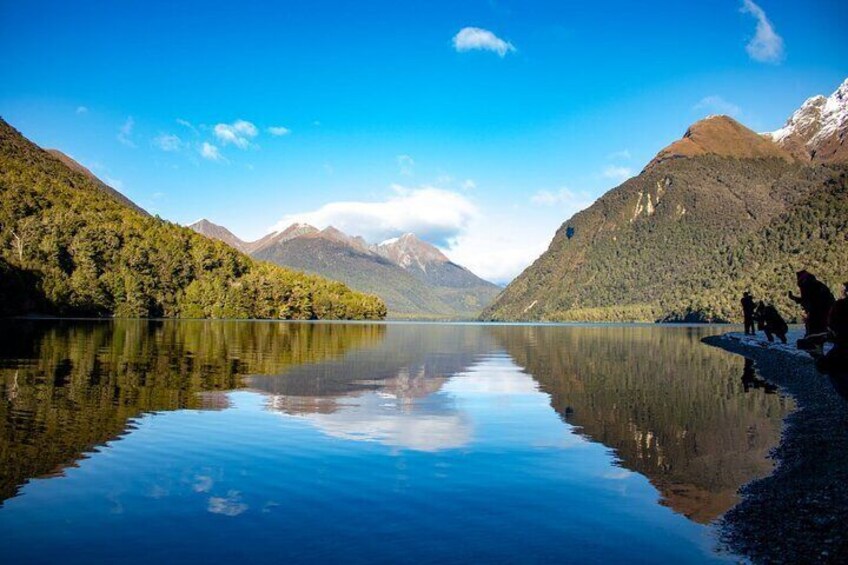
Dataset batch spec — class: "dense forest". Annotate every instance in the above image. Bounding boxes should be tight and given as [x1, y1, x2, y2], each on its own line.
[483, 153, 848, 323]
[0, 119, 386, 319]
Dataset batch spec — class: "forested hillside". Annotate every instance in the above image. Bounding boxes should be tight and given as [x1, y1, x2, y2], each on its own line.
[253, 236, 461, 318]
[664, 169, 848, 322]
[194, 221, 501, 319]
[483, 115, 848, 323]
[0, 119, 386, 319]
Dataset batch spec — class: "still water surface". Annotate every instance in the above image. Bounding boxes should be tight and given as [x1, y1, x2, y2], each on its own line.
[0, 320, 792, 563]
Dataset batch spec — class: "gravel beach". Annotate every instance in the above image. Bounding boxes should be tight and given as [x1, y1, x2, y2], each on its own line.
[703, 332, 848, 564]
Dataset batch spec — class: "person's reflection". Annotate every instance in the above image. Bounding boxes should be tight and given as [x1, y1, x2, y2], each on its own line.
[741, 359, 777, 394]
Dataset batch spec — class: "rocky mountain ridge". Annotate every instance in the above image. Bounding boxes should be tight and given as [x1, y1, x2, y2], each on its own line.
[764, 78, 848, 164]
[188, 219, 500, 319]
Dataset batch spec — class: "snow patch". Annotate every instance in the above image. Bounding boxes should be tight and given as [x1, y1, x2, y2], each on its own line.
[765, 78, 848, 149]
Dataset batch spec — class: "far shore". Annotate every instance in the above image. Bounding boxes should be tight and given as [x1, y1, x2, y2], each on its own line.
[5, 314, 741, 327]
[704, 333, 848, 564]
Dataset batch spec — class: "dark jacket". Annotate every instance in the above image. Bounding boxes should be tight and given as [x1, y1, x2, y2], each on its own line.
[791, 275, 835, 315]
[741, 295, 755, 317]
[756, 304, 788, 335]
[830, 298, 848, 342]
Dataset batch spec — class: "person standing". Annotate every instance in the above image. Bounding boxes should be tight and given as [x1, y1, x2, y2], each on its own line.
[819, 282, 848, 375]
[741, 291, 756, 336]
[789, 270, 835, 337]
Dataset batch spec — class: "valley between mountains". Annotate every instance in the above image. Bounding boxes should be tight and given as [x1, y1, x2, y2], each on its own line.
[2, 79, 847, 322]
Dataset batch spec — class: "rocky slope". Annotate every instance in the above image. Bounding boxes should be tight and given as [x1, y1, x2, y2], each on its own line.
[764, 78, 848, 164]
[190, 221, 500, 319]
[483, 85, 848, 323]
[188, 219, 248, 252]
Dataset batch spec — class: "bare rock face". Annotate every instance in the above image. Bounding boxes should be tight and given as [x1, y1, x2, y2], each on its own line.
[188, 219, 247, 252]
[764, 78, 848, 164]
[373, 233, 450, 273]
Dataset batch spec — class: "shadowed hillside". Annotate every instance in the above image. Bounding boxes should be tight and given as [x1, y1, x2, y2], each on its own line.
[0, 119, 386, 320]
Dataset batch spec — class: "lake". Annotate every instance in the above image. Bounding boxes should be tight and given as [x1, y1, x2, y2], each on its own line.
[0, 320, 792, 563]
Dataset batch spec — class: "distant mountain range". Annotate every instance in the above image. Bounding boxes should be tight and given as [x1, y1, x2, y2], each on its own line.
[189, 220, 501, 319]
[484, 78, 848, 323]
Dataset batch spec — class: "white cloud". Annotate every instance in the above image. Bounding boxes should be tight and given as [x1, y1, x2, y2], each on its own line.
[602, 166, 633, 182]
[200, 142, 222, 161]
[267, 126, 291, 136]
[153, 133, 182, 152]
[740, 0, 784, 63]
[530, 187, 595, 208]
[452, 27, 515, 57]
[214, 119, 258, 149]
[193, 475, 213, 493]
[271, 185, 477, 247]
[176, 118, 199, 135]
[207, 490, 247, 517]
[396, 154, 414, 176]
[444, 213, 550, 284]
[75, 106, 88, 115]
[448, 190, 596, 283]
[694, 95, 742, 117]
[288, 390, 472, 452]
[461, 179, 476, 190]
[607, 149, 631, 160]
[117, 117, 136, 147]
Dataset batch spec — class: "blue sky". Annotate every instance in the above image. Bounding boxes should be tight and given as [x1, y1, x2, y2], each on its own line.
[2, 0, 846, 282]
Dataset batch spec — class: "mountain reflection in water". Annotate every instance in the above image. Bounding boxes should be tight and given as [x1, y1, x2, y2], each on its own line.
[0, 320, 791, 527]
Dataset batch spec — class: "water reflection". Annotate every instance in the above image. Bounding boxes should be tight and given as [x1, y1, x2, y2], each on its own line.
[0, 320, 385, 503]
[487, 325, 793, 523]
[0, 320, 791, 529]
[247, 324, 496, 451]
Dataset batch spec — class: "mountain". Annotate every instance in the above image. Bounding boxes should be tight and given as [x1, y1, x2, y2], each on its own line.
[188, 219, 248, 252]
[45, 149, 148, 215]
[0, 118, 386, 320]
[190, 220, 500, 319]
[483, 84, 848, 323]
[649, 115, 793, 168]
[764, 78, 848, 164]
[374, 233, 503, 315]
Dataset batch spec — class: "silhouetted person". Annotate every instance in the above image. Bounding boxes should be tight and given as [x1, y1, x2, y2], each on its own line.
[755, 301, 788, 344]
[818, 282, 848, 376]
[789, 270, 835, 338]
[741, 358, 758, 392]
[741, 291, 756, 335]
[741, 358, 777, 394]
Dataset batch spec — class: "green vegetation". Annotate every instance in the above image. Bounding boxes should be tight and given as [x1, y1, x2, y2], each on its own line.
[665, 169, 848, 322]
[488, 324, 791, 523]
[0, 319, 387, 503]
[483, 155, 848, 323]
[254, 236, 495, 319]
[0, 119, 386, 319]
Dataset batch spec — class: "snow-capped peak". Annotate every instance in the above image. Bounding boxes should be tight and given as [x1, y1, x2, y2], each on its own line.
[765, 78, 848, 156]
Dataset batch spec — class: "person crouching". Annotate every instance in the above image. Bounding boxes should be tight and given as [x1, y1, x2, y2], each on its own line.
[755, 301, 789, 344]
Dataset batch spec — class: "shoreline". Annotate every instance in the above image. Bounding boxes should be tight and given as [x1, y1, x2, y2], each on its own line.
[703, 333, 848, 564]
